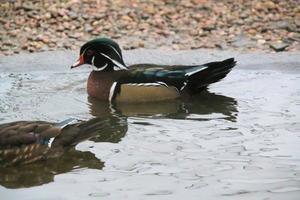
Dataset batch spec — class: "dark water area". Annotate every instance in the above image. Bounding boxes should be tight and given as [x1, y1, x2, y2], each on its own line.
[0, 50, 299, 199]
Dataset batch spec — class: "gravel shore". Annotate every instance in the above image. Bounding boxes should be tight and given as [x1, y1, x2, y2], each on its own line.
[1, 0, 299, 55]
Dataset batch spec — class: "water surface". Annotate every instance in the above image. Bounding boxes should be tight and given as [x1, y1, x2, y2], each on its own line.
[0, 51, 299, 200]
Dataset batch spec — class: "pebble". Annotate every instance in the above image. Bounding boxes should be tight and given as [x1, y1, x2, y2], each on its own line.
[270, 42, 289, 52]
[0, 0, 299, 55]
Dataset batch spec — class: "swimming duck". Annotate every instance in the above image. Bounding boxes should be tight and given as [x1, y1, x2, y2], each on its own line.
[0, 118, 116, 166]
[71, 38, 236, 102]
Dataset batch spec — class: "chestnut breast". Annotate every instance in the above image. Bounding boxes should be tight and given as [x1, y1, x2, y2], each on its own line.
[87, 71, 116, 101]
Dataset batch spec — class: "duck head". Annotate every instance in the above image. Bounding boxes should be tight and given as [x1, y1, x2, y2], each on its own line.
[71, 38, 128, 71]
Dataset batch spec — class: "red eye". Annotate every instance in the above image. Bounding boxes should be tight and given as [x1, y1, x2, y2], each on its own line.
[87, 50, 94, 55]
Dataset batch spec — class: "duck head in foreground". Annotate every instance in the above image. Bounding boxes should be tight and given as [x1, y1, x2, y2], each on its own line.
[71, 38, 236, 103]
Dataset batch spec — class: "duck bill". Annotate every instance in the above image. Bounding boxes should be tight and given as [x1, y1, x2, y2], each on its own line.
[71, 55, 84, 69]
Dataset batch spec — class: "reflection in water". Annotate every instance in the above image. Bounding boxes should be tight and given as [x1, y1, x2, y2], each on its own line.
[0, 116, 128, 188]
[88, 91, 238, 122]
[0, 149, 103, 189]
[0, 91, 237, 189]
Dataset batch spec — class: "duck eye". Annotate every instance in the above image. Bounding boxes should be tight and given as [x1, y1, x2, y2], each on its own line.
[87, 50, 94, 55]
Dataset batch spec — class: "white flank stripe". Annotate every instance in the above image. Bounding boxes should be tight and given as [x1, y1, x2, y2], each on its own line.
[127, 82, 168, 87]
[157, 81, 169, 87]
[180, 81, 187, 91]
[109, 82, 118, 101]
[185, 66, 208, 76]
[48, 137, 55, 147]
[100, 53, 128, 70]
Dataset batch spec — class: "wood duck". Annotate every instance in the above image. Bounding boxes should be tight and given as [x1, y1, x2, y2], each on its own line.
[0, 117, 123, 167]
[71, 38, 236, 102]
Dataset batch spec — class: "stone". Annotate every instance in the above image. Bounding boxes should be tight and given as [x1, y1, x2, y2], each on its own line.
[257, 39, 266, 44]
[0, 0, 299, 54]
[270, 42, 289, 52]
[264, 1, 277, 9]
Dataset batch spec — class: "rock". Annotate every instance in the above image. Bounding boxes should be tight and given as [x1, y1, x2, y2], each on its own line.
[56, 25, 64, 32]
[84, 24, 94, 33]
[232, 34, 256, 48]
[264, 1, 277, 10]
[248, 29, 257, 35]
[42, 36, 50, 44]
[0, 0, 299, 54]
[21, 43, 29, 50]
[257, 39, 266, 44]
[68, 11, 78, 20]
[270, 42, 289, 52]
[203, 24, 215, 31]
[3, 41, 14, 46]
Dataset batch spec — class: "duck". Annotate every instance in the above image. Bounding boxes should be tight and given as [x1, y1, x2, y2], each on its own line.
[71, 38, 236, 102]
[0, 117, 119, 167]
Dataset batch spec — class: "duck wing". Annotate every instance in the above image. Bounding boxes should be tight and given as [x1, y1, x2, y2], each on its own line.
[119, 58, 236, 94]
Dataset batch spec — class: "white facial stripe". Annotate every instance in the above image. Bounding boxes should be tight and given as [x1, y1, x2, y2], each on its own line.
[100, 53, 128, 70]
[108, 44, 122, 59]
[81, 48, 88, 56]
[109, 82, 118, 101]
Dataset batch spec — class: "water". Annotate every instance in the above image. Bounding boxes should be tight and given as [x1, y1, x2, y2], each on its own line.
[0, 51, 300, 199]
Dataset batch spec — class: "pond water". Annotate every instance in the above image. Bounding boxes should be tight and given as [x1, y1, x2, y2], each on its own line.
[0, 51, 299, 200]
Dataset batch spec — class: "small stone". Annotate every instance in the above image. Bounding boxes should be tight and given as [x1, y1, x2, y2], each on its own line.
[248, 29, 257, 35]
[121, 15, 132, 22]
[68, 11, 78, 20]
[92, 21, 100, 26]
[56, 25, 64, 32]
[9, 30, 18, 37]
[82, 14, 89, 20]
[44, 12, 51, 19]
[21, 43, 28, 50]
[264, 1, 277, 9]
[48, 43, 56, 48]
[254, 2, 264, 10]
[3, 41, 14, 46]
[138, 41, 145, 48]
[203, 24, 215, 31]
[257, 39, 266, 44]
[270, 42, 289, 52]
[84, 24, 93, 32]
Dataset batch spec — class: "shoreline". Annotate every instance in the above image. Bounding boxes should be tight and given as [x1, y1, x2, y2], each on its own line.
[1, 49, 299, 73]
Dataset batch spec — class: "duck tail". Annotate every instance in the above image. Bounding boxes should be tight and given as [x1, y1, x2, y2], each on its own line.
[186, 58, 236, 94]
[51, 117, 116, 148]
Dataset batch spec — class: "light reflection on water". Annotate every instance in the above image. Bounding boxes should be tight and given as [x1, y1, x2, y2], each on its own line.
[0, 69, 299, 200]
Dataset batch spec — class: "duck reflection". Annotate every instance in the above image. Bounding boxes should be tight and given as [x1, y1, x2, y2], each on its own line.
[0, 91, 236, 188]
[88, 90, 238, 122]
[0, 116, 127, 188]
[0, 149, 103, 189]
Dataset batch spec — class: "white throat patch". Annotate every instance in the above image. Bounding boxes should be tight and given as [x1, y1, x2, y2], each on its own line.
[92, 63, 108, 71]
